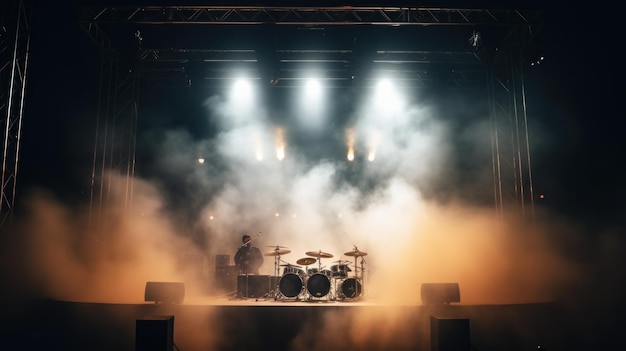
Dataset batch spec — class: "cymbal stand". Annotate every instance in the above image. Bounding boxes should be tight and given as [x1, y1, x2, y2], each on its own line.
[352, 246, 366, 299]
[273, 253, 281, 277]
[266, 253, 283, 300]
[359, 256, 366, 298]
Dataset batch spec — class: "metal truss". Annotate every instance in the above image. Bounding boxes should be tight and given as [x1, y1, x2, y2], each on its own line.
[82, 6, 540, 26]
[78, 4, 542, 222]
[1, 0, 31, 228]
[79, 21, 140, 230]
[139, 48, 486, 89]
[488, 25, 540, 220]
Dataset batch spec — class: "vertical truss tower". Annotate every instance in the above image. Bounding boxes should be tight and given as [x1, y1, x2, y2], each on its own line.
[0, 0, 31, 228]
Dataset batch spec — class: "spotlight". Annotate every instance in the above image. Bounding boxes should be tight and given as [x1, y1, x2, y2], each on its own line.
[305, 79, 322, 98]
[232, 79, 253, 102]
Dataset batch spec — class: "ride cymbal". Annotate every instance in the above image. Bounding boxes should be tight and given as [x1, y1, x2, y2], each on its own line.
[296, 257, 317, 265]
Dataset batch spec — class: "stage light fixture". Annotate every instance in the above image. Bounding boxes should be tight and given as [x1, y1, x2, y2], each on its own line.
[232, 79, 254, 102]
[305, 79, 322, 98]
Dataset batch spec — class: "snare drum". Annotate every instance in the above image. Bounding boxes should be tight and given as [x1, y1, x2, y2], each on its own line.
[279, 273, 304, 298]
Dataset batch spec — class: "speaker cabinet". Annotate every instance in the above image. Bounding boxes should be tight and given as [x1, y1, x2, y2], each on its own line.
[215, 265, 238, 292]
[237, 275, 279, 298]
[430, 316, 470, 351]
[421, 283, 460, 305]
[215, 254, 230, 266]
[136, 315, 174, 351]
[144, 282, 185, 304]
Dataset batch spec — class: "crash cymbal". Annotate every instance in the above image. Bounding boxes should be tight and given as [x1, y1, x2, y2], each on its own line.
[267, 245, 289, 248]
[296, 257, 317, 266]
[280, 263, 301, 268]
[264, 249, 291, 256]
[306, 251, 334, 258]
[344, 249, 368, 257]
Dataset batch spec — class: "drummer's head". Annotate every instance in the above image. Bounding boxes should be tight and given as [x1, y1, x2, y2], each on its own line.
[242, 234, 251, 244]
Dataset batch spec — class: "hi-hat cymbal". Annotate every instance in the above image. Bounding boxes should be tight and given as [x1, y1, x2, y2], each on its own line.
[333, 259, 352, 264]
[264, 249, 291, 256]
[344, 249, 368, 257]
[296, 257, 317, 266]
[306, 251, 334, 258]
[280, 263, 301, 268]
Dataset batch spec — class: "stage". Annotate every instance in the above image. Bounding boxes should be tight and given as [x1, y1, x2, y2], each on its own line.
[1, 293, 576, 351]
[0, 270, 621, 351]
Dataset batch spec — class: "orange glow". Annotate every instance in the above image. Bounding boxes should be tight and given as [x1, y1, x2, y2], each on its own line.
[254, 130, 263, 161]
[347, 149, 355, 161]
[275, 127, 286, 161]
[346, 128, 355, 161]
[368, 130, 381, 162]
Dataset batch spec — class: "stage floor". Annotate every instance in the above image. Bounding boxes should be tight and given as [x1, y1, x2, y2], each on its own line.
[1, 272, 623, 351]
[1, 292, 594, 351]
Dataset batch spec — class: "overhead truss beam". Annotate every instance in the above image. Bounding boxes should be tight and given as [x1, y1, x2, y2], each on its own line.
[82, 6, 541, 26]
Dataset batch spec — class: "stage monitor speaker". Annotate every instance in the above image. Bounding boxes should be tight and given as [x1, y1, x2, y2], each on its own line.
[430, 316, 470, 351]
[136, 315, 174, 351]
[144, 282, 185, 304]
[421, 283, 460, 305]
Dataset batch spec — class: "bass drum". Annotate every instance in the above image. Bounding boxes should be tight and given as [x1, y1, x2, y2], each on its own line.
[340, 278, 362, 299]
[307, 273, 331, 298]
[279, 273, 303, 298]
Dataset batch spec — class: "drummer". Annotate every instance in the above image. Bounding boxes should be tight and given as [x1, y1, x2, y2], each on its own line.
[234, 234, 264, 274]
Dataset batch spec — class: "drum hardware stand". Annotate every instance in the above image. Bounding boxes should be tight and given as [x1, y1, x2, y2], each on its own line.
[261, 245, 291, 300]
[358, 256, 366, 298]
[344, 246, 368, 300]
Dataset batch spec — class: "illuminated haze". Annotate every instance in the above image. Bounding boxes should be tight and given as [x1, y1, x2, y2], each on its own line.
[3, 82, 591, 308]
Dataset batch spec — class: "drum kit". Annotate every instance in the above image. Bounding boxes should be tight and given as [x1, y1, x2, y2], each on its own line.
[262, 245, 368, 301]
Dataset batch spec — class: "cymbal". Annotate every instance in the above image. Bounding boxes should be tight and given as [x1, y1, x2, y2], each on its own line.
[280, 263, 301, 268]
[344, 249, 368, 257]
[296, 257, 317, 266]
[264, 249, 291, 256]
[306, 251, 334, 258]
[332, 259, 352, 264]
[267, 245, 289, 248]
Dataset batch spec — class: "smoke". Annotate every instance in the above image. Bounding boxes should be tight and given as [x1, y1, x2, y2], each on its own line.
[3, 82, 620, 351]
[4, 177, 207, 304]
[2, 84, 597, 311]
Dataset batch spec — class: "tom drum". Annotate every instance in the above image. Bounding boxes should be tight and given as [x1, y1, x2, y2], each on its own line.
[330, 264, 351, 279]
